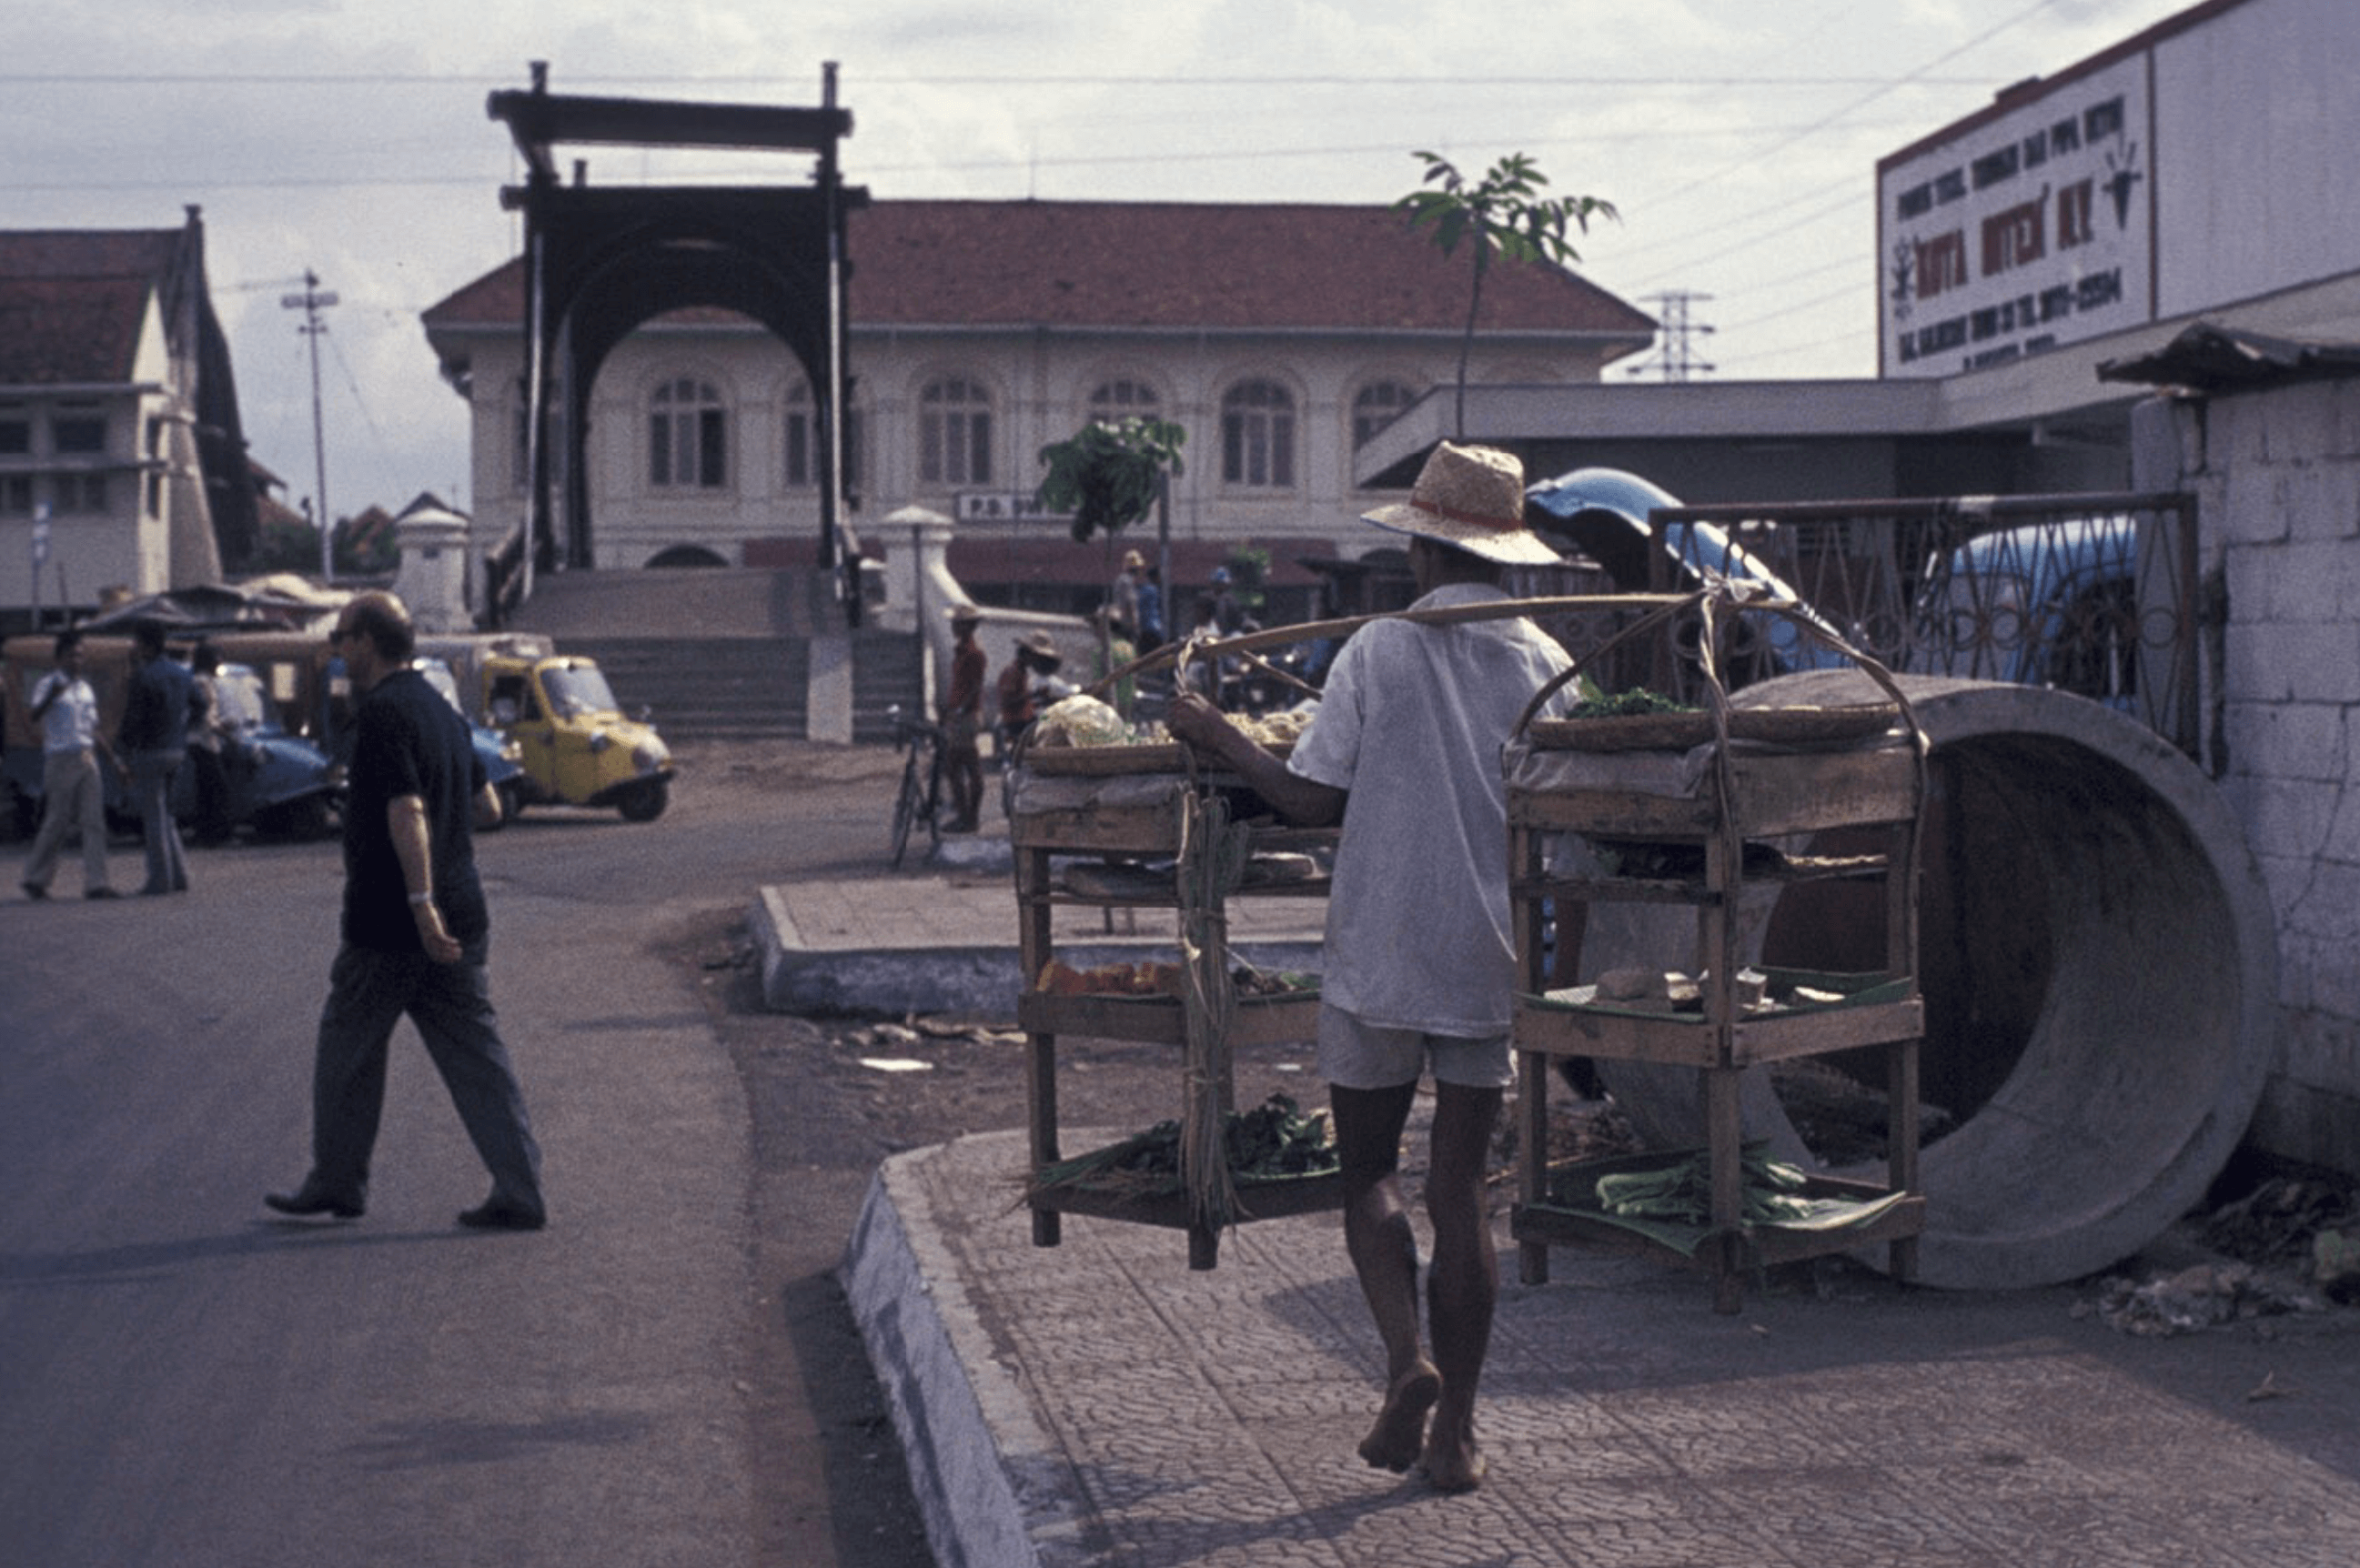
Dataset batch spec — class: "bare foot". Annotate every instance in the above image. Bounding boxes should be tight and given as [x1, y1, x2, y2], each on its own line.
[1417, 1432, 1488, 1494]
[1356, 1362, 1440, 1472]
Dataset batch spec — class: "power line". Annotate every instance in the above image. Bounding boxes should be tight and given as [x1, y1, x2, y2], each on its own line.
[0, 70, 2005, 88]
[1641, 0, 2068, 206]
[1719, 278, 1862, 334]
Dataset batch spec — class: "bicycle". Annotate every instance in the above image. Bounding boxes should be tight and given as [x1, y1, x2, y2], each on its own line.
[886, 703, 948, 869]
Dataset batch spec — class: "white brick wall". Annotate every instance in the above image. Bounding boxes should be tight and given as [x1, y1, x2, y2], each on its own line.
[2199, 376, 2360, 1171]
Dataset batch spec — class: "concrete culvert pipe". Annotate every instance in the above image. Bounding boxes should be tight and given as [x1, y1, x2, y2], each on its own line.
[1588, 671, 2278, 1292]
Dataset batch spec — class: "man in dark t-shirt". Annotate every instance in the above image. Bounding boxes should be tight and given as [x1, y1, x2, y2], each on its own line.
[266, 591, 545, 1231]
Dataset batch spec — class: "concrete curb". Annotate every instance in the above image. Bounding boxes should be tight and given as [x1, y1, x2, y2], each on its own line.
[841, 1140, 1093, 1568]
[750, 883, 1321, 1015]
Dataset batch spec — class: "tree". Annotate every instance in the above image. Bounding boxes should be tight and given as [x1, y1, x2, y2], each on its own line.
[1035, 416, 1186, 546]
[1037, 415, 1188, 673]
[1395, 151, 1619, 438]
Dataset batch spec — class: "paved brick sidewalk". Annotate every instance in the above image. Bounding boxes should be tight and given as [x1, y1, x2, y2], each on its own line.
[850, 1130, 2360, 1568]
[759, 841, 2360, 1566]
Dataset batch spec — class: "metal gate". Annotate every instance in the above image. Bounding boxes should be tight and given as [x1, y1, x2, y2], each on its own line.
[1524, 491, 2202, 759]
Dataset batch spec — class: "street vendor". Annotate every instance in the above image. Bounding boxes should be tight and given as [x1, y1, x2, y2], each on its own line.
[995, 630, 1064, 752]
[1165, 441, 1570, 1495]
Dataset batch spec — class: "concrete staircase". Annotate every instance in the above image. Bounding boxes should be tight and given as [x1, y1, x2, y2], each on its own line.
[504, 568, 923, 742]
[557, 636, 811, 739]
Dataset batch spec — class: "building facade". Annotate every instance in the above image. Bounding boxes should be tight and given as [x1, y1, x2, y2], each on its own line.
[420, 198, 1655, 615]
[0, 208, 253, 630]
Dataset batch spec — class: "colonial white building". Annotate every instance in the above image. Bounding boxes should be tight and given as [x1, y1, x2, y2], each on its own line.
[419, 198, 1655, 615]
[0, 209, 253, 630]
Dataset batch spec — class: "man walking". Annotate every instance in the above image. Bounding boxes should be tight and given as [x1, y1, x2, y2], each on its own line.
[19, 629, 119, 901]
[267, 590, 546, 1231]
[1167, 443, 1568, 1494]
[117, 618, 191, 895]
[942, 605, 987, 833]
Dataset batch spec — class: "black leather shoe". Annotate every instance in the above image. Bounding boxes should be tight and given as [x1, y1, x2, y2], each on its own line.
[458, 1198, 547, 1231]
[21, 883, 46, 901]
[265, 1182, 365, 1220]
[86, 888, 121, 900]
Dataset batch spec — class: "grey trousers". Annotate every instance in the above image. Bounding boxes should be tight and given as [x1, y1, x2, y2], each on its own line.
[306, 940, 544, 1214]
[130, 749, 187, 893]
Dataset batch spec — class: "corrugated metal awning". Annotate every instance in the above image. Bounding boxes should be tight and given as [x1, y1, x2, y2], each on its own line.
[2097, 320, 2360, 391]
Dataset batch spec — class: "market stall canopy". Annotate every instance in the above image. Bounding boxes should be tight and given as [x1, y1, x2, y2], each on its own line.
[78, 578, 338, 635]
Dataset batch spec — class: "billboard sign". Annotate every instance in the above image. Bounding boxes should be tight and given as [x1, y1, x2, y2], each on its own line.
[1880, 55, 2153, 377]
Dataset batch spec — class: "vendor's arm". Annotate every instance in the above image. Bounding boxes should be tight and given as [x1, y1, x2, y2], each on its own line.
[1165, 690, 1345, 829]
[388, 793, 462, 963]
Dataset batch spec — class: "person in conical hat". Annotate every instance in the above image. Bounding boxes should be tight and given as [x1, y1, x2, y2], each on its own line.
[1165, 440, 1570, 1494]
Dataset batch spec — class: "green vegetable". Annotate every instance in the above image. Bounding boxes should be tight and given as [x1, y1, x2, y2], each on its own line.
[1570, 688, 1697, 719]
[1028, 1094, 1339, 1193]
[1590, 1141, 1814, 1224]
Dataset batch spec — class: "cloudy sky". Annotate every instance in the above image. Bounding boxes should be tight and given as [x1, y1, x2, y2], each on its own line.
[8, 0, 2197, 526]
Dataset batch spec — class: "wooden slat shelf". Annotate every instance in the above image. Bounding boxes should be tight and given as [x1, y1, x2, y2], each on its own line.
[1513, 1182, 1928, 1271]
[1510, 852, 1891, 906]
[1511, 995, 1924, 1070]
[1037, 877, 1331, 908]
[1507, 743, 1919, 840]
[1026, 1170, 1348, 1229]
[1016, 990, 1322, 1048]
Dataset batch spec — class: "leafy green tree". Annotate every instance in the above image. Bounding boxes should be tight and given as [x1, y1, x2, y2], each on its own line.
[249, 510, 323, 574]
[1035, 416, 1186, 546]
[1038, 416, 1188, 671]
[1395, 151, 1619, 437]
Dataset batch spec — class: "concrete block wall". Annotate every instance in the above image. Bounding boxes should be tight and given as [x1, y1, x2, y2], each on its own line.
[2182, 378, 2360, 1174]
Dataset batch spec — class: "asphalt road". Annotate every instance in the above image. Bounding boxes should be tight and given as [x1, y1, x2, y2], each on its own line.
[0, 739, 933, 1568]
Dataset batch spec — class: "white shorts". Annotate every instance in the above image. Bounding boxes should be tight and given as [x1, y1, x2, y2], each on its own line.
[1316, 1003, 1512, 1091]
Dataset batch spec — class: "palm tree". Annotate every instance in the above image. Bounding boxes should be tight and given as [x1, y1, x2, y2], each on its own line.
[1396, 151, 1618, 438]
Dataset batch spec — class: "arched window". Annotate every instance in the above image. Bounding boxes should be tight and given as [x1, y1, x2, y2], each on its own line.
[1220, 379, 1295, 488]
[920, 377, 993, 487]
[1088, 377, 1161, 418]
[784, 379, 864, 490]
[650, 377, 728, 489]
[1352, 379, 1418, 449]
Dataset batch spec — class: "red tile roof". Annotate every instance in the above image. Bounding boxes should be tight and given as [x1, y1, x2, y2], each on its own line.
[424, 199, 1653, 339]
[0, 229, 185, 385]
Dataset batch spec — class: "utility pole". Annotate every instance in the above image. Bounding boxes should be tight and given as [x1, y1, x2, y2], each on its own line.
[281, 270, 338, 581]
[1629, 290, 1716, 382]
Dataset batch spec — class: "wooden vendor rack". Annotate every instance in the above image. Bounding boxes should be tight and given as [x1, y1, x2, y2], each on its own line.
[1004, 598, 1661, 1270]
[1504, 590, 1932, 1313]
[1009, 746, 1341, 1269]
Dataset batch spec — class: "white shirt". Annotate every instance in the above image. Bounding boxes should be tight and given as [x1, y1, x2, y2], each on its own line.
[1286, 582, 1572, 1035]
[32, 670, 100, 756]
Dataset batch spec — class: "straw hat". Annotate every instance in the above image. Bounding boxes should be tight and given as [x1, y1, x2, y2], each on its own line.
[947, 603, 982, 624]
[1361, 442, 1560, 566]
[1018, 629, 1061, 662]
[1121, 548, 1145, 570]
